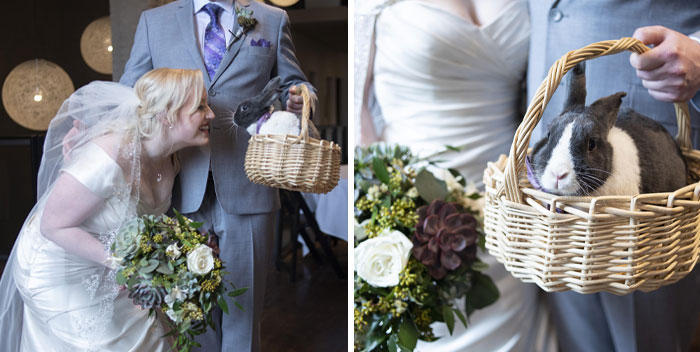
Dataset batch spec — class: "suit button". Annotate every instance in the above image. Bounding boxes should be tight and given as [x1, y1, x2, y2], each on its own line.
[209, 90, 217, 96]
[550, 9, 563, 22]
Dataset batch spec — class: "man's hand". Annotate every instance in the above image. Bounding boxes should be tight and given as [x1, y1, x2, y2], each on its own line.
[285, 85, 304, 114]
[62, 120, 83, 160]
[630, 26, 700, 102]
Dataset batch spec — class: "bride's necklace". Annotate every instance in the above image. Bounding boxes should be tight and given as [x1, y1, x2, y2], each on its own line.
[146, 154, 167, 183]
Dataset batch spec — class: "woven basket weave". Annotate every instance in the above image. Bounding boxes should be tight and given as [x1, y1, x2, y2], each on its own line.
[244, 85, 341, 194]
[483, 38, 700, 295]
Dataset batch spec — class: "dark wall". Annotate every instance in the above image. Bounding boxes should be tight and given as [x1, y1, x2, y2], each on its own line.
[0, 0, 110, 257]
[0, 0, 111, 137]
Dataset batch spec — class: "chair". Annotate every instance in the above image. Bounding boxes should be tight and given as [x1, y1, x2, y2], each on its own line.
[274, 189, 344, 282]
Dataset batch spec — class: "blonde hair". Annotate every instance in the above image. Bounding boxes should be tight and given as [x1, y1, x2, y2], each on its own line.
[134, 68, 205, 138]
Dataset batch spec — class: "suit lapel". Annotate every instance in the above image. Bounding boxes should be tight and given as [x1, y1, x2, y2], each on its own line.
[210, 0, 251, 87]
[176, 0, 211, 86]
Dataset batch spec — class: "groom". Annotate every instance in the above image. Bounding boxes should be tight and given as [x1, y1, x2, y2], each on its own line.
[119, 0, 316, 351]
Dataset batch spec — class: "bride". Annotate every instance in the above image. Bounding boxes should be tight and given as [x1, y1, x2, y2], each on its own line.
[356, 0, 556, 351]
[0, 68, 214, 351]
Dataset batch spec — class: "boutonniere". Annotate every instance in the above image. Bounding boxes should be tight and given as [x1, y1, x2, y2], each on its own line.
[228, 6, 258, 49]
[228, 7, 257, 49]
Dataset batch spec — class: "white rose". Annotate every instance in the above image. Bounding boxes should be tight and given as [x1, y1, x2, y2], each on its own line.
[166, 243, 182, 259]
[354, 219, 370, 241]
[186, 244, 215, 275]
[354, 229, 413, 287]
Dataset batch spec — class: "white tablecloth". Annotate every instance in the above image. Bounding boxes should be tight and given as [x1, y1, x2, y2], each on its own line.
[300, 178, 348, 242]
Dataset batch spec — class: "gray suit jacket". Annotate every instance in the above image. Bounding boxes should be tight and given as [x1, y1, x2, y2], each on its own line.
[120, 0, 316, 214]
[528, 0, 700, 147]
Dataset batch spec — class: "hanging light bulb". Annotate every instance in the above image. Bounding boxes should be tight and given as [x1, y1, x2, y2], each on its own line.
[80, 16, 113, 74]
[1, 59, 74, 130]
[33, 87, 43, 102]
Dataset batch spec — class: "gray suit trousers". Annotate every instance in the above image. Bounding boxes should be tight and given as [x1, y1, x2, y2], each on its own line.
[549, 268, 700, 352]
[187, 177, 276, 352]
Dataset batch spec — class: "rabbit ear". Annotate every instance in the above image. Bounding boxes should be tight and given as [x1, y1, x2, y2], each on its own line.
[590, 91, 627, 129]
[563, 62, 586, 111]
[260, 77, 282, 106]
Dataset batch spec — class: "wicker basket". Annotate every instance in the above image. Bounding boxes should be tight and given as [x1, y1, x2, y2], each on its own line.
[244, 84, 341, 194]
[483, 38, 700, 295]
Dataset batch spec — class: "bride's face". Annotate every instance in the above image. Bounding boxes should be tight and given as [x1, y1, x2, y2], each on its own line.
[172, 90, 214, 147]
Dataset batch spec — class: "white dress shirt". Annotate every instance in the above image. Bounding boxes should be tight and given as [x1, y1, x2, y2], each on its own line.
[193, 0, 235, 58]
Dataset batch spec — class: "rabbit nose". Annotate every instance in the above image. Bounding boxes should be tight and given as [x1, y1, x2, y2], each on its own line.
[555, 172, 569, 180]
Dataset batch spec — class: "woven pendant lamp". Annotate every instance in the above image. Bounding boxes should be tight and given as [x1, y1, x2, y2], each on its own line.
[1, 59, 74, 131]
[80, 16, 112, 74]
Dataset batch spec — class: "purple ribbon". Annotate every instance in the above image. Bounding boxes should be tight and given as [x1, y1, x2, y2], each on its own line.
[526, 156, 543, 191]
[255, 111, 272, 134]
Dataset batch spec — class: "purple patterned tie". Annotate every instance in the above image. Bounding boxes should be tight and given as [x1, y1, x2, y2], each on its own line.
[201, 3, 226, 79]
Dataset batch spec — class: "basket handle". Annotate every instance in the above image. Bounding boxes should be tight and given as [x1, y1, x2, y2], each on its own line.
[502, 38, 691, 203]
[298, 84, 312, 140]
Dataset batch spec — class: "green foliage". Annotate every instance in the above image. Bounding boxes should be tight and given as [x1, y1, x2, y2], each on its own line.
[354, 143, 499, 352]
[414, 169, 448, 203]
[112, 212, 246, 352]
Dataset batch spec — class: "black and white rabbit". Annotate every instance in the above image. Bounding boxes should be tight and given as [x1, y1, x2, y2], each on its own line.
[231, 76, 318, 138]
[529, 62, 687, 196]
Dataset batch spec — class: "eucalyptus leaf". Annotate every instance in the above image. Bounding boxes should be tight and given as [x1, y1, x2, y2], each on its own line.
[443, 305, 455, 335]
[228, 287, 248, 297]
[466, 271, 500, 315]
[372, 157, 391, 185]
[190, 221, 204, 229]
[217, 295, 229, 315]
[415, 169, 449, 203]
[471, 260, 489, 272]
[179, 320, 191, 334]
[453, 308, 467, 328]
[142, 259, 160, 273]
[363, 331, 387, 352]
[397, 316, 418, 350]
[116, 271, 126, 285]
[478, 234, 486, 251]
[156, 262, 174, 275]
[388, 335, 399, 352]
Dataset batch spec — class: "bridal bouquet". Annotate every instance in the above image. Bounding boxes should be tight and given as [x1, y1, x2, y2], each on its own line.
[354, 144, 499, 352]
[112, 211, 246, 352]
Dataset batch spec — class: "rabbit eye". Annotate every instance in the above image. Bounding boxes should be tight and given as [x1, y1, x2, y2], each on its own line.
[241, 105, 249, 111]
[588, 139, 597, 152]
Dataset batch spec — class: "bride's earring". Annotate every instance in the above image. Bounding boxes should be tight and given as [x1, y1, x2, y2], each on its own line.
[157, 112, 173, 130]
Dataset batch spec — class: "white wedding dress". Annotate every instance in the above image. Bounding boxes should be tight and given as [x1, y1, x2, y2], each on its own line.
[11, 142, 172, 351]
[373, 0, 526, 188]
[361, 1, 558, 351]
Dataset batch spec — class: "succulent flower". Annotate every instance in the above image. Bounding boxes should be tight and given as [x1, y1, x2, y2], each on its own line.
[235, 7, 257, 31]
[128, 283, 166, 309]
[114, 218, 144, 259]
[412, 200, 478, 279]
